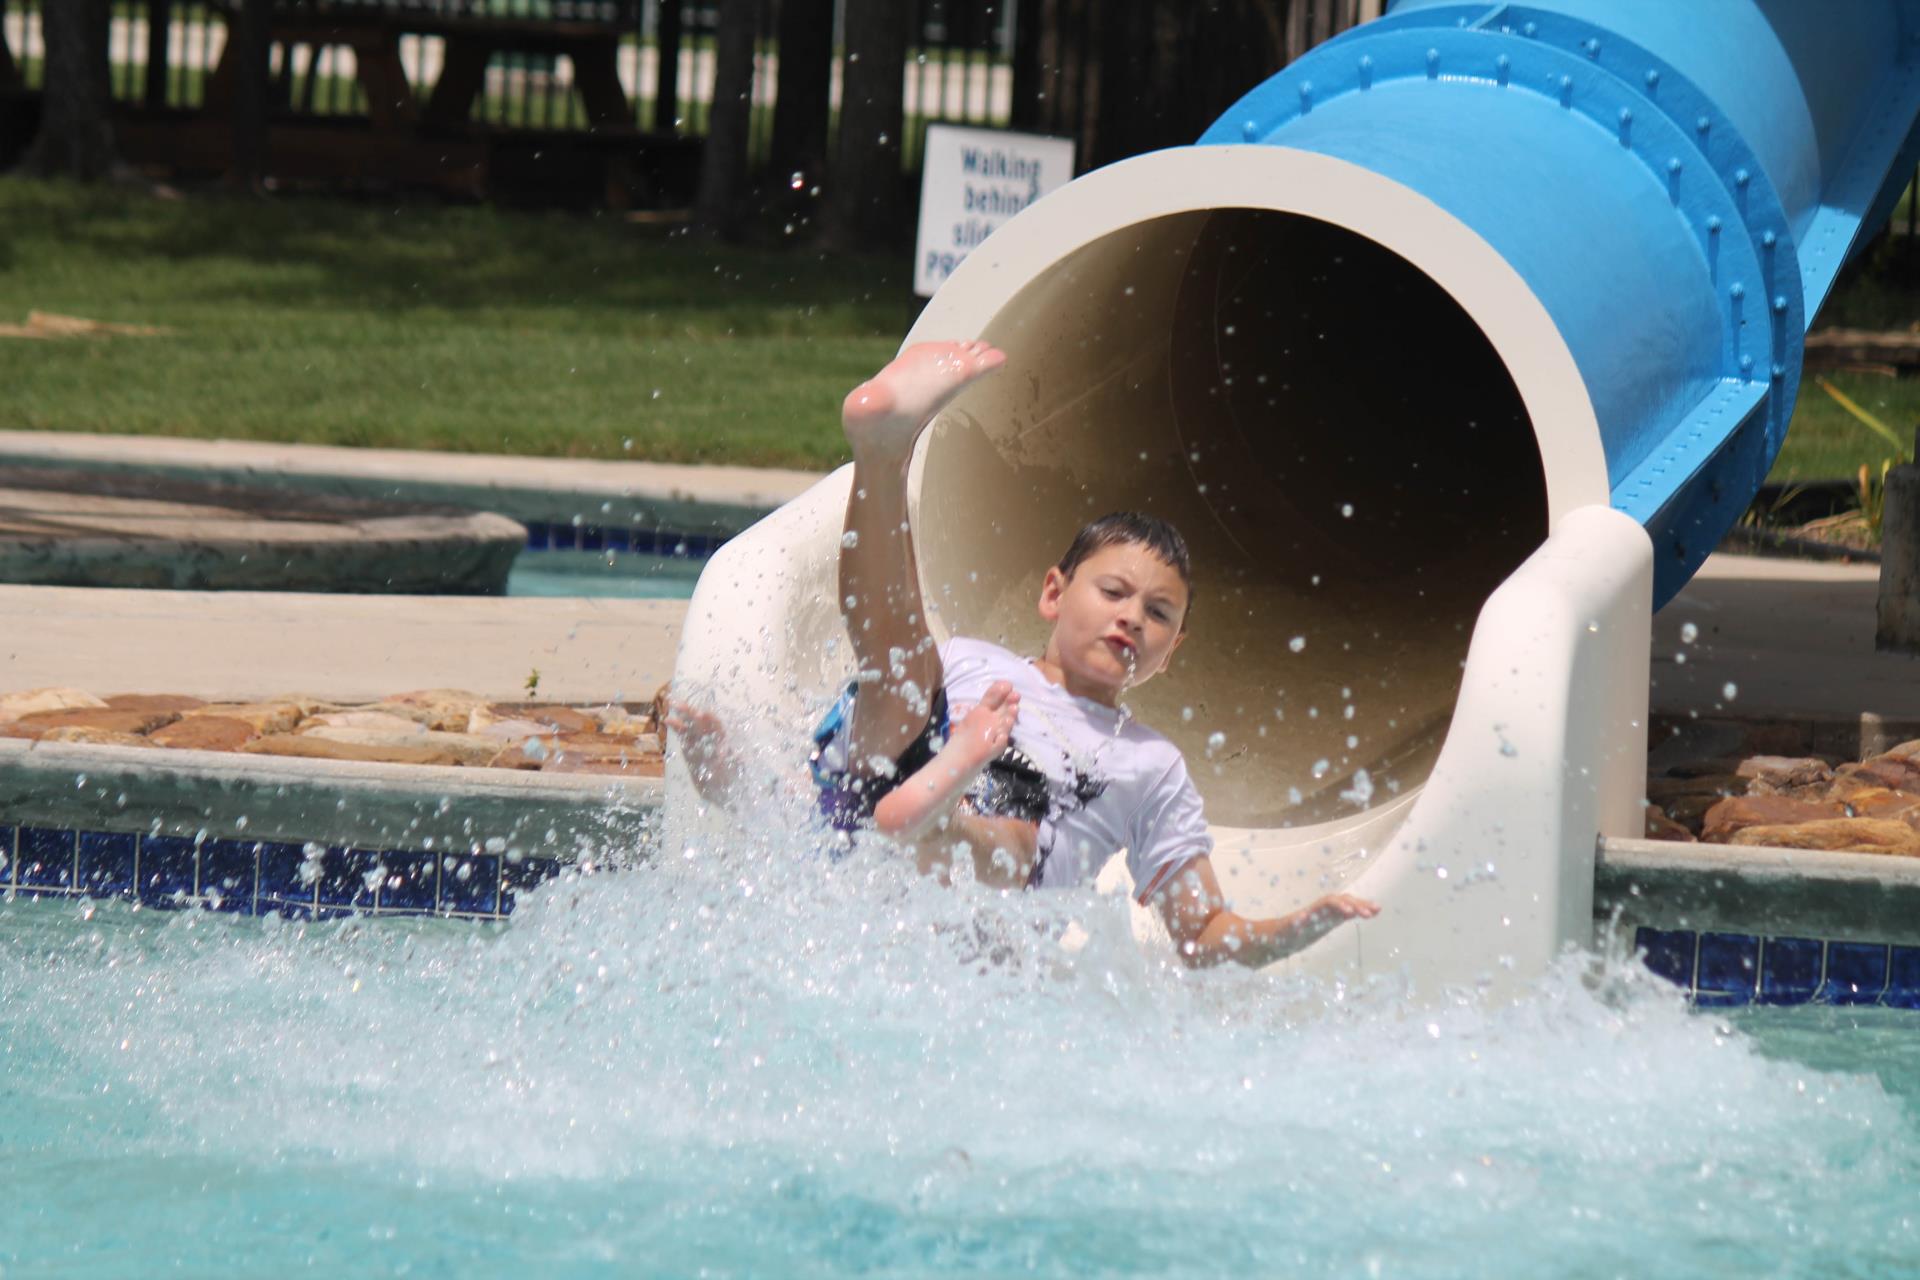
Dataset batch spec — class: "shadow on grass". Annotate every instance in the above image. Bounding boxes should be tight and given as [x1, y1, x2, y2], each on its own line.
[0, 177, 910, 331]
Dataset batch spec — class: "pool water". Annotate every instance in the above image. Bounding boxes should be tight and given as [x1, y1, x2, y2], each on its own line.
[506, 549, 706, 599]
[3, 823, 1918, 1277]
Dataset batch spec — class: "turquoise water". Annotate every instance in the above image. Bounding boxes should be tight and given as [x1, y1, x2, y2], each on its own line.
[3, 830, 1918, 1277]
[506, 550, 705, 599]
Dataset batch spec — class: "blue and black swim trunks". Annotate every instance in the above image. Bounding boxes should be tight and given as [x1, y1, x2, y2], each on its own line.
[808, 683, 1048, 833]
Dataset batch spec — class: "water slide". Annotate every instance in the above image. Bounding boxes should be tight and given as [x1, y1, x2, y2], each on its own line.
[676, 2, 1920, 995]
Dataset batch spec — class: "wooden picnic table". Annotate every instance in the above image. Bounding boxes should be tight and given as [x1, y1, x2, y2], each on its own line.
[205, 1, 636, 135]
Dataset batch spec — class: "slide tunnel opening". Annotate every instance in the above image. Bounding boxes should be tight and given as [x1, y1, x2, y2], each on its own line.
[914, 208, 1549, 829]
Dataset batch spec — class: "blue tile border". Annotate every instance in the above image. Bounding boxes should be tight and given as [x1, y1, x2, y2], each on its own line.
[18, 827, 76, 894]
[1695, 933, 1759, 1007]
[1759, 937, 1823, 1006]
[1822, 943, 1891, 1006]
[518, 520, 726, 558]
[0, 824, 560, 922]
[1638, 928, 1920, 1012]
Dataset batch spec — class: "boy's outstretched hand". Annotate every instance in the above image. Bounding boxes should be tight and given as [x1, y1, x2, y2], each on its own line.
[1299, 893, 1381, 927]
[1153, 857, 1381, 969]
[663, 694, 738, 805]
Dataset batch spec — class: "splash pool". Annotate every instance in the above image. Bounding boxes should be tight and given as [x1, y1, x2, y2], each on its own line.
[4, 839, 1918, 1277]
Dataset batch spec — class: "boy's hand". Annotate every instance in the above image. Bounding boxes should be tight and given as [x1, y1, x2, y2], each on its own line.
[1300, 893, 1380, 926]
[947, 679, 1019, 770]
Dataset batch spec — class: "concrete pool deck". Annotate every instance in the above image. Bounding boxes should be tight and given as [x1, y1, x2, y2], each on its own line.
[0, 434, 818, 703]
[0, 432, 1904, 735]
[1651, 552, 1920, 724]
[0, 548, 1899, 722]
[0, 585, 684, 704]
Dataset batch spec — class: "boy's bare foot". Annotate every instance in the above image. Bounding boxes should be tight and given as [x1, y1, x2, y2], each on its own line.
[944, 679, 1019, 773]
[842, 340, 1006, 460]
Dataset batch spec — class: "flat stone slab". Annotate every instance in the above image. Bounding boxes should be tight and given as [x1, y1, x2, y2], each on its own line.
[0, 430, 823, 535]
[0, 464, 525, 593]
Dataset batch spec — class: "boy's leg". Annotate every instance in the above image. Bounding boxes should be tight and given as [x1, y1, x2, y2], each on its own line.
[837, 340, 1005, 779]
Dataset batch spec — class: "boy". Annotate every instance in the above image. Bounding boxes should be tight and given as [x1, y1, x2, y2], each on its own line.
[806, 340, 1378, 969]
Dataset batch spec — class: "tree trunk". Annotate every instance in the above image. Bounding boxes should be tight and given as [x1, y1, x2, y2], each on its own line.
[19, 0, 119, 179]
[692, 0, 761, 238]
[820, 0, 909, 251]
[767, 0, 833, 188]
[229, 0, 273, 188]
[1012, 0, 1300, 170]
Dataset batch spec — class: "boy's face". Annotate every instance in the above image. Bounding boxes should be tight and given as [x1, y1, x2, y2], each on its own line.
[1038, 542, 1189, 699]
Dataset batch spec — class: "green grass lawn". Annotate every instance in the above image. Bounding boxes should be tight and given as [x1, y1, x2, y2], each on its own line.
[1768, 250, 1920, 482]
[1769, 370, 1920, 483]
[1, 176, 1914, 482]
[0, 178, 907, 469]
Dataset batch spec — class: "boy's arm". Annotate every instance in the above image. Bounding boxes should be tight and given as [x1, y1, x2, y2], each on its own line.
[914, 808, 1038, 889]
[875, 753, 1040, 889]
[1151, 855, 1378, 969]
[871, 750, 987, 840]
[873, 680, 1035, 884]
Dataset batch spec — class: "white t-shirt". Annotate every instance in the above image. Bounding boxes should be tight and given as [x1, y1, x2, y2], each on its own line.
[939, 636, 1213, 902]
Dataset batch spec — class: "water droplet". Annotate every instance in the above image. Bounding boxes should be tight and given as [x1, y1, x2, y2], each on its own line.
[1288, 636, 1306, 653]
[1205, 730, 1227, 754]
[1287, 786, 1303, 805]
[1674, 652, 1688, 665]
[1340, 768, 1374, 806]
[840, 530, 859, 549]
[1310, 758, 1331, 779]
[789, 171, 805, 190]
[1680, 622, 1699, 644]
[1340, 503, 1354, 518]
[650, 388, 662, 400]
[1722, 682, 1739, 701]
[1181, 706, 1195, 722]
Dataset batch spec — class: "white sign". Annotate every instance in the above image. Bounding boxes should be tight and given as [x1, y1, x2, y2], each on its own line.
[914, 124, 1076, 298]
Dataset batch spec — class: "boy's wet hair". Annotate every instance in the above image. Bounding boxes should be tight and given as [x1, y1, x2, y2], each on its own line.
[1057, 512, 1194, 626]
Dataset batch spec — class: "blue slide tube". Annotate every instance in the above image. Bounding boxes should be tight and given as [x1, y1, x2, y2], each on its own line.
[1200, 1, 1920, 603]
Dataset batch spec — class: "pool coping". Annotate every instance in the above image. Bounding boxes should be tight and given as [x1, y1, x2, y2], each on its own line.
[1597, 836, 1920, 944]
[0, 736, 661, 856]
[1598, 835, 1920, 1008]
